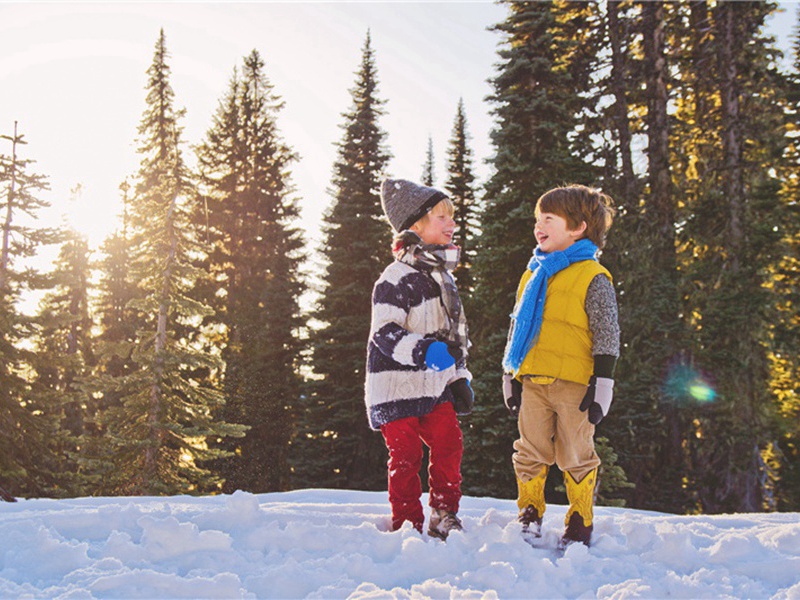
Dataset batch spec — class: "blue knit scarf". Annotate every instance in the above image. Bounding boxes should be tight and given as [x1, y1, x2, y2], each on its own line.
[502, 238, 599, 373]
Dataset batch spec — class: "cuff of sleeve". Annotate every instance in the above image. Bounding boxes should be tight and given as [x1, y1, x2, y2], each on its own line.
[414, 338, 438, 367]
[593, 354, 617, 379]
[451, 368, 471, 384]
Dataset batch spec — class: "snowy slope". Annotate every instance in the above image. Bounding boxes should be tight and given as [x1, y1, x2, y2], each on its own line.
[1, 489, 798, 599]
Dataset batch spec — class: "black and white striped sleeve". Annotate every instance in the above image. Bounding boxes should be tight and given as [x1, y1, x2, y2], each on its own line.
[370, 275, 432, 368]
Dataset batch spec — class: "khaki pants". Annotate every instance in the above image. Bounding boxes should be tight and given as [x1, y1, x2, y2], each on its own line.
[513, 377, 600, 483]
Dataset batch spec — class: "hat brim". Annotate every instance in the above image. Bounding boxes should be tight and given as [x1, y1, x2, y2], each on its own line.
[398, 191, 448, 231]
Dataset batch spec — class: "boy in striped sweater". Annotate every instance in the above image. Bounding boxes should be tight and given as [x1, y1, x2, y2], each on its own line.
[365, 178, 473, 539]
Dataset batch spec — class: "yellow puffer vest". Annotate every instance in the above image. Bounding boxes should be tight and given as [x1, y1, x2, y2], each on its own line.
[515, 260, 611, 385]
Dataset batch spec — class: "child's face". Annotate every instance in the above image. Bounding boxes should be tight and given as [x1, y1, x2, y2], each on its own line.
[535, 211, 586, 253]
[412, 203, 456, 245]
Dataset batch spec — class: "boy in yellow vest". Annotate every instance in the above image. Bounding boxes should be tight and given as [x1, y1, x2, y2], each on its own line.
[501, 184, 619, 547]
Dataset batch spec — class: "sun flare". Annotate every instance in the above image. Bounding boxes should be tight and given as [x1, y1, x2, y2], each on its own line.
[60, 183, 124, 248]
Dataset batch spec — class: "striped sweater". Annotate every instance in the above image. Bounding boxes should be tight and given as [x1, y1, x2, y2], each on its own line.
[364, 260, 471, 430]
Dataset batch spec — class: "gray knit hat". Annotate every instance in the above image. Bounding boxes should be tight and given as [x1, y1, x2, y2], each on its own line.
[380, 178, 448, 232]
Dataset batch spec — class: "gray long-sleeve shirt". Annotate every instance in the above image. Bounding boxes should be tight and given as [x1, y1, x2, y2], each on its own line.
[586, 274, 620, 357]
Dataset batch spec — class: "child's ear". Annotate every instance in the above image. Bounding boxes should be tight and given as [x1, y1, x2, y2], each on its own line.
[571, 221, 588, 238]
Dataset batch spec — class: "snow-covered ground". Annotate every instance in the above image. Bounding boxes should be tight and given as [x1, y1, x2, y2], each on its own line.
[1, 489, 798, 599]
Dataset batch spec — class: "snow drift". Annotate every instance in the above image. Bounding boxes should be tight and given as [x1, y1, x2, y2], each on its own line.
[1, 489, 798, 598]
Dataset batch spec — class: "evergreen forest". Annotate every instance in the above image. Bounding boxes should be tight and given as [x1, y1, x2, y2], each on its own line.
[2, 1, 799, 516]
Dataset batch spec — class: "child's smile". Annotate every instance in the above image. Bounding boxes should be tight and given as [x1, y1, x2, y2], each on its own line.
[414, 211, 455, 246]
[535, 212, 585, 253]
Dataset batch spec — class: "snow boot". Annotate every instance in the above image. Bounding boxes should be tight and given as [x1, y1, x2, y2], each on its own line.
[517, 467, 548, 537]
[562, 468, 597, 546]
[427, 507, 463, 540]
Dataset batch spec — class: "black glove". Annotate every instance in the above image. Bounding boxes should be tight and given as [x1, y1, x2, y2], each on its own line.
[502, 373, 522, 418]
[580, 375, 614, 424]
[449, 378, 474, 416]
[445, 341, 464, 364]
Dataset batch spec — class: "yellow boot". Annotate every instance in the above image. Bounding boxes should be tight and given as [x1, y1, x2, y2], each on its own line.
[563, 468, 597, 546]
[516, 467, 548, 536]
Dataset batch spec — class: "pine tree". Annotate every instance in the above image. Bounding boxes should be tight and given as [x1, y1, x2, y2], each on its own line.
[674, 1, 786, 513]
[598, 0, 792, 514]
[769, 4, 800, 511]
[603, 0, 640, 206]
[0, 121, 59, 496]
[601, 1, 692, 513]
[573, 0, 669, 510]
[465, 1, 597, 498]
[88, 240, 138, 492]
[101, 30, 245, 495]
[421, 136, 436, 186]
[444, 99, 479, 295]
[30, 224, 94, 496]
[93, 182, 138, 380]
[79, 182, 139, 493]
[194, 49, 305, 493]
[297, 32, 392, 490]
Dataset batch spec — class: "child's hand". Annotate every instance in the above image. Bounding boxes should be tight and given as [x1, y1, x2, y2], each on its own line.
[580, 376, 614, 424]
[502, 373, 522, 417]
[425, 341, 458, 371]
[444, 341, 464, 364]
[449, 378, 474, 415]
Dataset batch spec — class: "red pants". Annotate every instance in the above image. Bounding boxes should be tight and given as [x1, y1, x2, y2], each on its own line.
[380, 401, 463, 531]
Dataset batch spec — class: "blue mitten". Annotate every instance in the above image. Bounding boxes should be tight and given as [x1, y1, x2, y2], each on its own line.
[425, 341, 456, 371]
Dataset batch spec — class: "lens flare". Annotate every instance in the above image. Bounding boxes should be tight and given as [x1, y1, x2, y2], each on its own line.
[664, 361, 717, 404]
[688, 382, 716, 403]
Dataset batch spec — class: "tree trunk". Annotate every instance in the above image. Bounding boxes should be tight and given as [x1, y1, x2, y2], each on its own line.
[642, 0, 686, 505]
[718, 2, 745, 273]
[608, 1, 637, 206]
[643, 1, 674, 255]
[0, 121, 20, 291]
[714, 1, 761, 513]
[690, 1, 712, 129]
[145, 196, 178, 492]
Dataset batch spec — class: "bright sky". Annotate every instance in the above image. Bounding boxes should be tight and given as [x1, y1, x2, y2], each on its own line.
[1, 2, 796, 260]
[0, 2, 508, 256]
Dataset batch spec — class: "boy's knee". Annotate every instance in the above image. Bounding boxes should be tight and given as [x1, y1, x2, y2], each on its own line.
[431, 432, 464, 457]
[389, 439, 423, 464]
[430, 422, 462, 452]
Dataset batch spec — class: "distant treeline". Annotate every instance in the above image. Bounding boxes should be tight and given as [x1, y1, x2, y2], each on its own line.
[1, 1, 798, 515]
